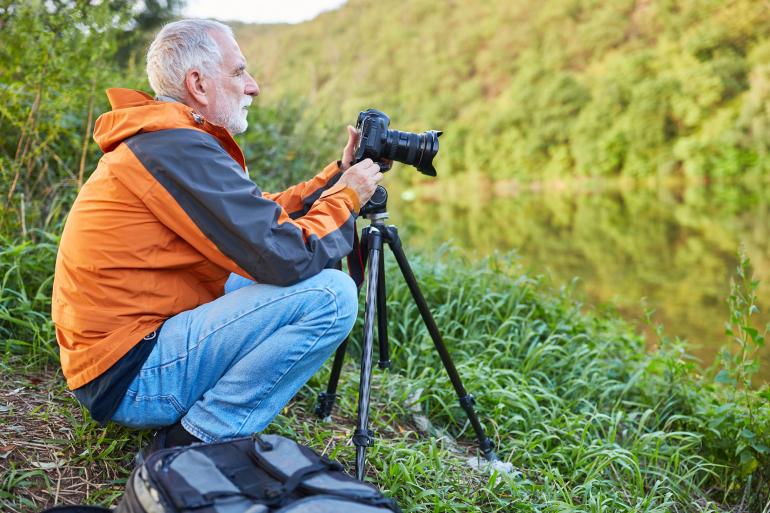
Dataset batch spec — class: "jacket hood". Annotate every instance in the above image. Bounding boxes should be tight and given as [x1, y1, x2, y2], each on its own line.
[93, 88, 245, 170]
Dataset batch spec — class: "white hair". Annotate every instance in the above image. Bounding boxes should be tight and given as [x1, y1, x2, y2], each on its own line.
[146, 19, 234, 100]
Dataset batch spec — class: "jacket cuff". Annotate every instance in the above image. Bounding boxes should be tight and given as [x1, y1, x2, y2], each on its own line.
[319, 181, 360, 213]
[320, 160, 342, 180]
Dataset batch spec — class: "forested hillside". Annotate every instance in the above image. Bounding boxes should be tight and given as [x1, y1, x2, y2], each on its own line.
[237, 0, 770, 181]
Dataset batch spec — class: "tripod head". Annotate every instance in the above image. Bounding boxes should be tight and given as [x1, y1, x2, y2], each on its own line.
[360, 185, 389, 223]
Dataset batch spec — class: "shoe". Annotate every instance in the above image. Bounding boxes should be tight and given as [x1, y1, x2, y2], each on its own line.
[134, 426, 171, 467]
[134, 422, 202, 467]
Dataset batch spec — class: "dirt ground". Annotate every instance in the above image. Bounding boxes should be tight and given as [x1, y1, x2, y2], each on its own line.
[0, 364, 141, 512]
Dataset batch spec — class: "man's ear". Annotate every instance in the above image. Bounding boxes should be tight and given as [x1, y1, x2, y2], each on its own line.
[184, 69, 209, 107]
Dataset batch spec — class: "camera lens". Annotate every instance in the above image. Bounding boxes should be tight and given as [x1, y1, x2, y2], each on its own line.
[384, 129, 442, 176]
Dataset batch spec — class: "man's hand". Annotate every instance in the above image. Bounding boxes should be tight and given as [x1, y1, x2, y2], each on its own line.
[338, 158, 383, 206]
[340, 125, 359, 171]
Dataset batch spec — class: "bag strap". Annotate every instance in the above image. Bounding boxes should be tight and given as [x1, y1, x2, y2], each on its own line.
[282, 460, 341, 495]
[258, 460, 338, 504]
[165, 467, 211, 510]
[347, 224, 365, 288]
[38, 507, 112, 513]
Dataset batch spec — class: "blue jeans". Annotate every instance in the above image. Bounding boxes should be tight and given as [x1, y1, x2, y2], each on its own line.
[111, 269, 358, 443]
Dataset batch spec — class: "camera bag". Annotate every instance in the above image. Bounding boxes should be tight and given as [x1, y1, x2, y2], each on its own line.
[112, 433, 401, 513]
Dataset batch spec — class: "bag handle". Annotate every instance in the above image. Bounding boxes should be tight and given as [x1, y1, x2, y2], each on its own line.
[262, 459, 342, 502]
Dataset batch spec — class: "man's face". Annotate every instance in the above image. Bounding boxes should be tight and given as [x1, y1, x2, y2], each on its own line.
[206, 30, 260, 135]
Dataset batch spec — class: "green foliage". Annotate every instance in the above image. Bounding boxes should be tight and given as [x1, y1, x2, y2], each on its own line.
[292, 251, 770, 510]
[706, 249, 770, 489]
[718, 248, 768, 391]
[5, 240, 770, 510]
[239, 98, 340, 191]
[0, 0, 132, 235]
[0, 231, 58, 363]
[239, 0, 770, 181]
[112, 0, 186, 66]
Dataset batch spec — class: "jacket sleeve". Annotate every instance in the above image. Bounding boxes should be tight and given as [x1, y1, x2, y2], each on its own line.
[262, 161, 346, 219]
[123, 129, 360, 286]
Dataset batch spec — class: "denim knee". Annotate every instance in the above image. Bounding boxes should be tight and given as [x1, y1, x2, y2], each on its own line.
[315, 268, 359, 332]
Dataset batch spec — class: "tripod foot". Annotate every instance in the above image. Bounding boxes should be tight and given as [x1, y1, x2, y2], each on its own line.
[479, 437, 498, 462]
[459, 394, 498, 461]
[315, 392, 337, 419]
[466, 455, 516, 477]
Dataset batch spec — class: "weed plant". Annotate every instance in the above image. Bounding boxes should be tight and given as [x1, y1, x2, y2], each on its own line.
[707, 249, 770, 507]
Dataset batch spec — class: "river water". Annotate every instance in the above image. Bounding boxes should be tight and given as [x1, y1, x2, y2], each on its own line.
[382, 175, 770, 382]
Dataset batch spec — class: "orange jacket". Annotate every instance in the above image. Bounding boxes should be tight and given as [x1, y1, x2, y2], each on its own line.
[52, 89, 360, 389]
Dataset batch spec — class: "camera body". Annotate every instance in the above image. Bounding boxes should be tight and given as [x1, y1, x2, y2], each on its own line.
[354, 109, 441, 176]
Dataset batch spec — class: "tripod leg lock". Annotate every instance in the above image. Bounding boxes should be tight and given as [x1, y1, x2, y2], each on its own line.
[352, 429, 375, 447]
[315, 392, 337, 419]
[459, 394, 476, 411]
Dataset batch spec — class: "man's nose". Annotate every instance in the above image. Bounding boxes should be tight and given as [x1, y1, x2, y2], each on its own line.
[245, 72, 260, 97]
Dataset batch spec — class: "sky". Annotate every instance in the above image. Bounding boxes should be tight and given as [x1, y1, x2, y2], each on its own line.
[182, 0, 348, 24]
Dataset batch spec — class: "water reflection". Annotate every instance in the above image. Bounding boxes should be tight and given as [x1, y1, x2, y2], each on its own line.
[383, 177, 770, 381]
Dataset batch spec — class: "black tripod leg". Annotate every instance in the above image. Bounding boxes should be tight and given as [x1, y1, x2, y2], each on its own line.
[376, 250, 391, 369]
[315, 260, 351, 419]
[384, 226, 498, 462]
[354, 227, 383, 480]
[315, 338, 348, 419]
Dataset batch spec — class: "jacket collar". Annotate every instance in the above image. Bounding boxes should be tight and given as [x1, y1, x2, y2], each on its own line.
[94, 88, 246, 171]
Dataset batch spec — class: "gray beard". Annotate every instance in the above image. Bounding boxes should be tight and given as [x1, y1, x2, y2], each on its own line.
[208, 103, 247, 134]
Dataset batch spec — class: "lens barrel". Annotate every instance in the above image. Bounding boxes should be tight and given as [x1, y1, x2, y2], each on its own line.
[384, 129, 442, 176]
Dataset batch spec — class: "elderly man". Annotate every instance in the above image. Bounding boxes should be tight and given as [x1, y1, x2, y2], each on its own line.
[52, 19, 382, 453]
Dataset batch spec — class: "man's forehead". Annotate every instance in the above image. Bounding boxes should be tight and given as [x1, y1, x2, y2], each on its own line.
[210, 29, 245, 67]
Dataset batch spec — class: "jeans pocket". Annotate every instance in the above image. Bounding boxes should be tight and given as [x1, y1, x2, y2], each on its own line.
[111, 390, 186, 429]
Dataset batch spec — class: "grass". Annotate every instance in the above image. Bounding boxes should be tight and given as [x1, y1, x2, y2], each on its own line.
[1, 231, 58, 363]
[1, 236, 770, 512]
[0, 362, 147, 509]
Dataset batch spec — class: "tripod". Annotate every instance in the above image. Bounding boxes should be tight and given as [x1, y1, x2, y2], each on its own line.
[315, 185, 497, 480]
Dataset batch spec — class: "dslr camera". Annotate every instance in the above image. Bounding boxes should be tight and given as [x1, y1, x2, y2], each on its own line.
[354, 109, 442, 176]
